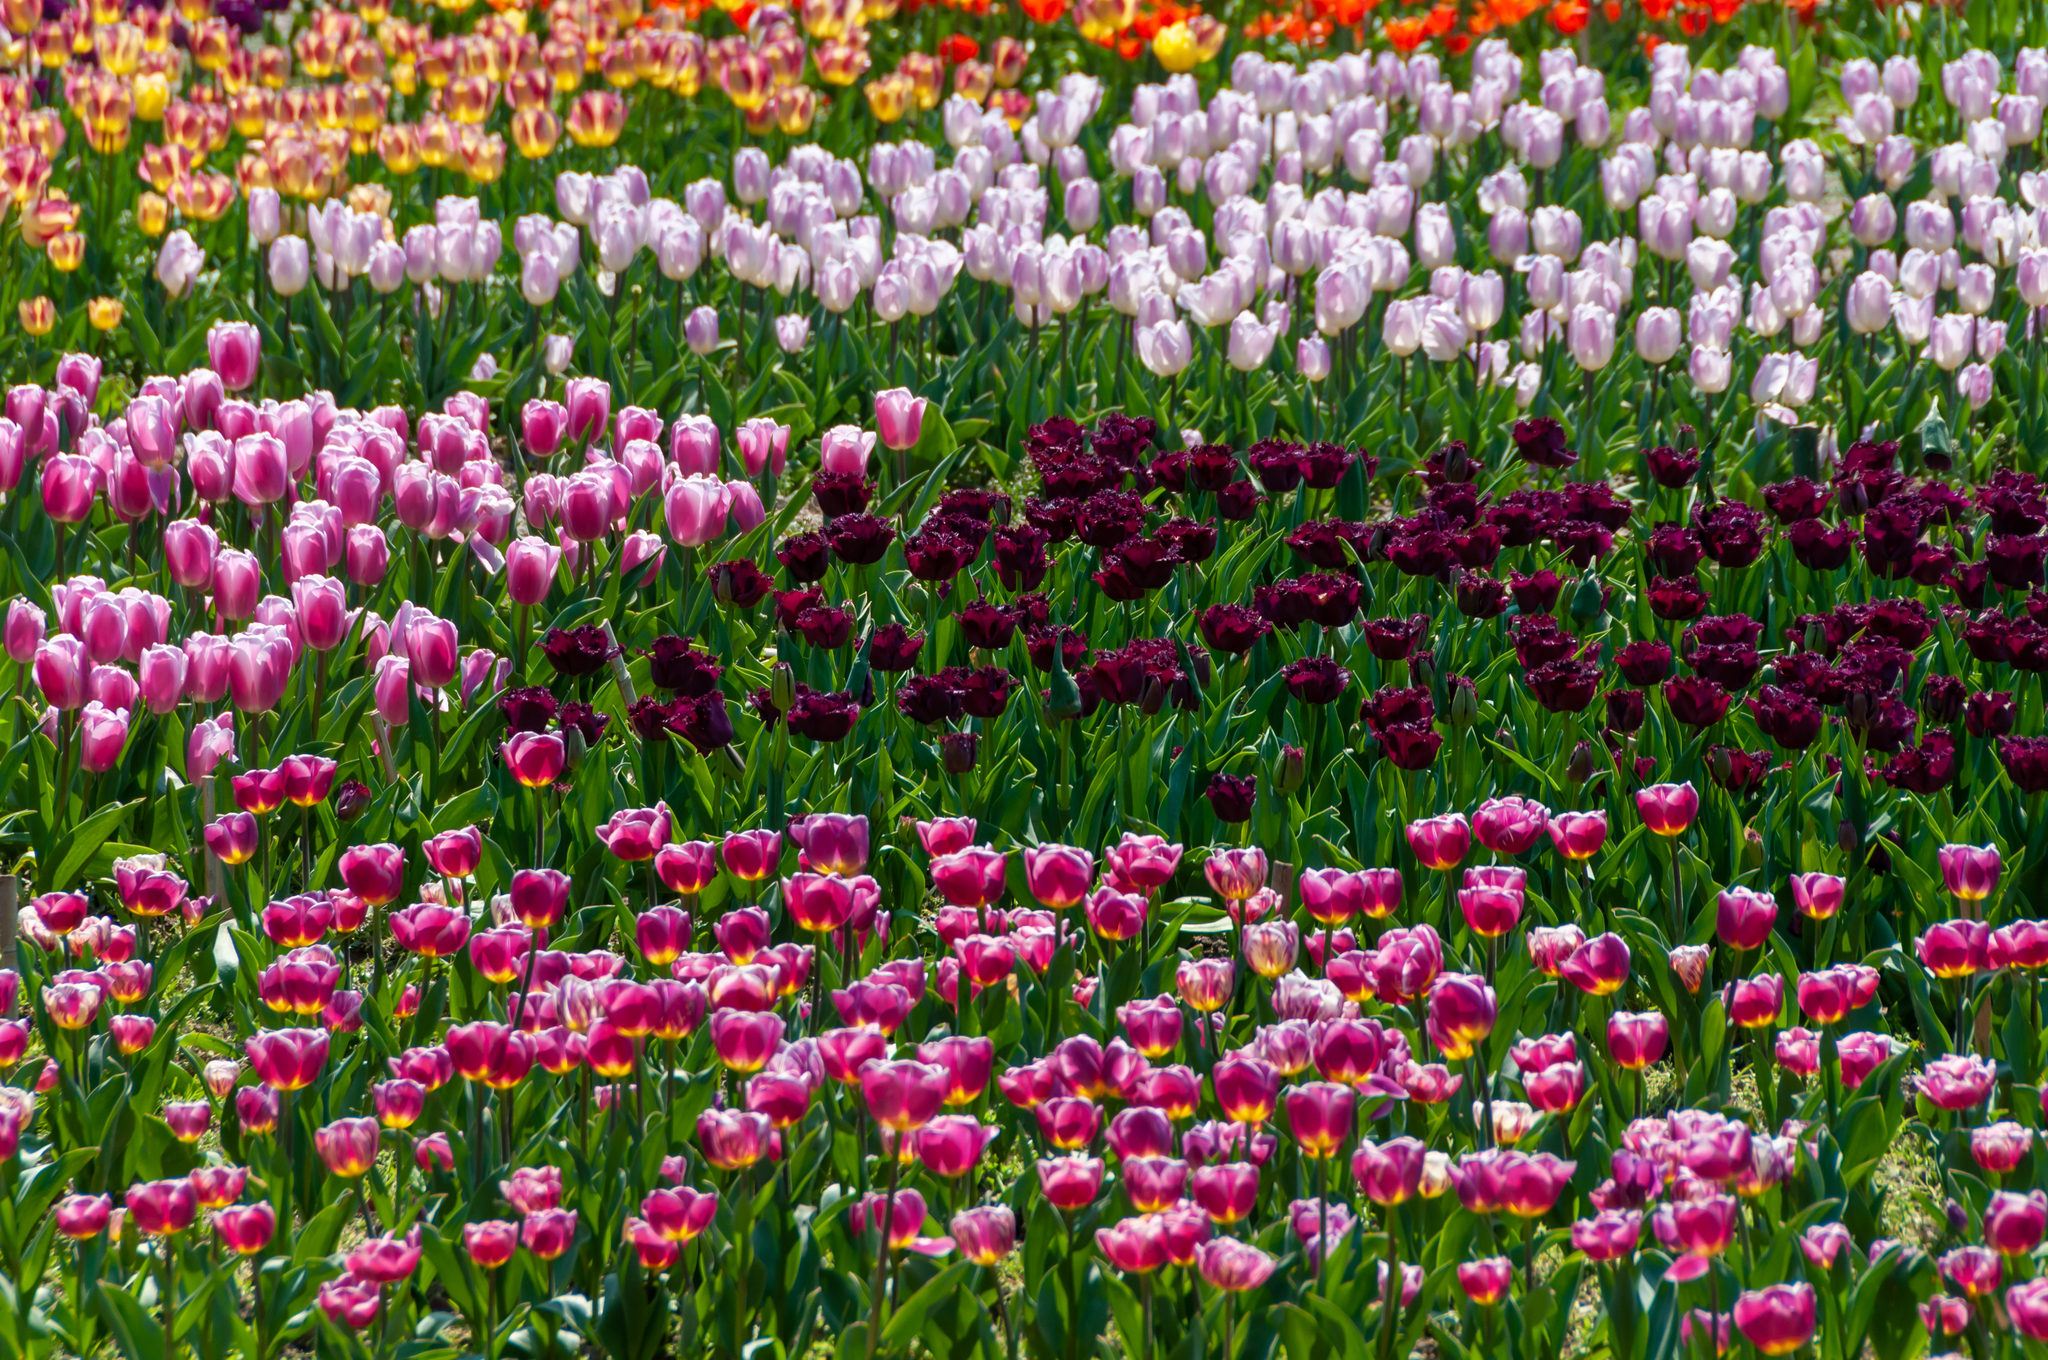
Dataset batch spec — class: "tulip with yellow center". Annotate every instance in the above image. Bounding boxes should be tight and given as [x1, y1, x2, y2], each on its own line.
[511, 106, 561, 159]
[88, 297, 125, 331]
[1152, 21, 1197, 71]
[863, 70, 911, 121]
[136, 191, 169, 236]
[776, 84, 818, 135]
[814, 40, 869, 85]
[565, 89, 624, 145]
[46, 231, 86, 271]
[377, 123, 422, 173]
[18, 297, 55, 337]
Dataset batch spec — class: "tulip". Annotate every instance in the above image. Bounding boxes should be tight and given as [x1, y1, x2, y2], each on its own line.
[1606, 1011, 1669, 1070]
[1036, 1154, 1105, 1210]
[1024, 844, 1094, 909]
[1636, 782, 1699, 835]
[57, 1194, 114, 1239]
[125, 1179, 199, 1236]
[1938, 843, 2001, 901]
[214, 1202, 276, 1256]
[1195, 1236, 1277, 1290]
[315, 1116, 382, 1177]
[502, 732, 566, 787]
[952, 1206, 1016, 1264]
[1714, 887, 1777, 951]
[1732, 1283, 1816, 1356]
[1787, 872, 1845, 920]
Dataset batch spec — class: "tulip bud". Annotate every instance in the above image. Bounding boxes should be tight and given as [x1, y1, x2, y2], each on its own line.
[1565, 742, 1597, 785]
[1446, 677, 1478, 728]
[771, 661, 795, 711]
[941, 731, 979, 774]
[1272, 745, 1305, 795]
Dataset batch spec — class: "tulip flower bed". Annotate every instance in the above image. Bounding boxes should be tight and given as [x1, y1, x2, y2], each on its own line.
[17, 0, 2048, 1357]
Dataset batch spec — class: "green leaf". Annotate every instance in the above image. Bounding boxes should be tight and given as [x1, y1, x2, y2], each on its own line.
[95, 1282, 164, 1360]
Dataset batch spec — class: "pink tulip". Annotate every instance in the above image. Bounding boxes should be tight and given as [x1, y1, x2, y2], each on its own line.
[163, 519, 220, 589]
[208, 321, 261, 391]
[874, 388, 928, 450]
[663, 474, 731, 547]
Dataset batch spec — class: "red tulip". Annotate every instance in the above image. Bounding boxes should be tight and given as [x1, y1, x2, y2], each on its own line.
[1714, 886, 1777, 951]
[1606, 1011, 1669, 1069]
[1635, 782, 1698, 836]
[787, 812, 868, 876]
[1732, 1283, 1816, 1356]
[1472, 796, 1548, 855]
[1405, 812, 1470, 870]
[1194, 1237, 1276, 1291]
[464, 1220, 520, 1267]
[1939, 842, 2001, 901]
[55, 1194, 113, 1239]
[917, 1035, 994, 1105]
[214, 1202, 275, 1255]
[914, 817, 977, 858]
[124, 1179, 199, 1235]
[1024, 844, 1094, 909]
[316, 1116, 382, 1177]
[1456, 1257, 1514, 1305]
[1203, 847, 1268, 901]
[640, 1186, 719, 1242]
[1787, 871, 1845, 920]
[1560, 933, 1631, 996]
[862, 1059, 948, 1132]
[1095, 1217, 1169, 1274]
[244, 1027, 328, 1091]
[501, 732, 566, 787]
[1546, 810, 1607, 860]
[720, 829, 782, 881]
[697, 1108, 774, 1170]
[1035, 1154, 1104, 1210]
[520, 1209, 577, 1261]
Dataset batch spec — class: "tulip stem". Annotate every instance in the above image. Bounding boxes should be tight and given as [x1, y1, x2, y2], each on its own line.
[159, 1235, 177, 1360]
[1138, 1274, 1152, 1360]
[1376, 1212, 1397, 1360]
[866, 1153, 900, 1360]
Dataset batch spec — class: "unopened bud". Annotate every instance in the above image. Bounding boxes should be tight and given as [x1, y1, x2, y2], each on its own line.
[1446, 676, 1478, 728]
[1565, 741, 1596, 785]
[332, 779, 371, 821]
[1409, 649, 1437, 690]
[1836, 818, 1859, 853]
[1272, 744, 1305, 795]
[941, 730, 979, 775]
[1442, 440, 1473, 484]
[771, 660, 796, 711]
[1568, 570, 1605, 624]
[562, 725, 589, 771]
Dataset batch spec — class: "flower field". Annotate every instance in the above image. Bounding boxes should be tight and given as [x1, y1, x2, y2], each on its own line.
[5, 0, 2048, 1353]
